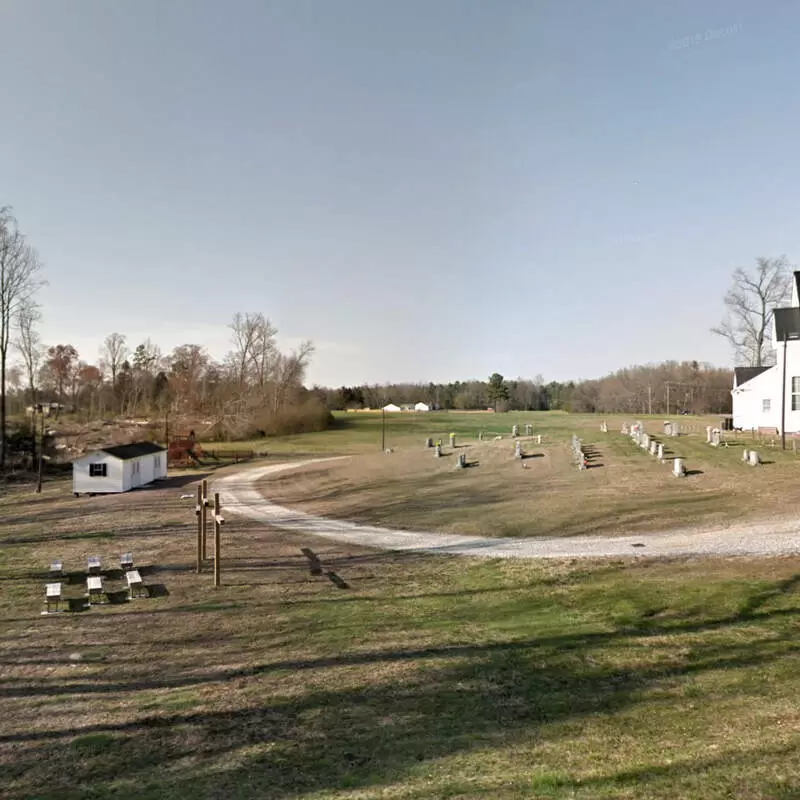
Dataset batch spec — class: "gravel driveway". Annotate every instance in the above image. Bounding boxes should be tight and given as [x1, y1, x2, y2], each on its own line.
[216, 459, 800, 559]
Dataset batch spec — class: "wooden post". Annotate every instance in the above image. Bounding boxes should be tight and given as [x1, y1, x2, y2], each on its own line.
[196, 484, 202, 574]
[201, 479, 208, 560]
[214, 492, 223, 587]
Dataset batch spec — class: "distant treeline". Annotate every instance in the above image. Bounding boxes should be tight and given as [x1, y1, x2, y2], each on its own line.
[316, 361, 733, 415]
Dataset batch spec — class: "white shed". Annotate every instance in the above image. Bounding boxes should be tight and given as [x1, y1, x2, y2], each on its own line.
[414, 402, 430, 412]
[73, 442, 168, 496]
[382, 403, 402, 412]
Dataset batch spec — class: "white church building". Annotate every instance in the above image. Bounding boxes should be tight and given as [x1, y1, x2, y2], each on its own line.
[732, 272, 800, 434]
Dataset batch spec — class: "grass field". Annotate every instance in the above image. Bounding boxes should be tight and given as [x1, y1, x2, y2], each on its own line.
[2, 414, 800, 798]
[250, 412, 800, 537]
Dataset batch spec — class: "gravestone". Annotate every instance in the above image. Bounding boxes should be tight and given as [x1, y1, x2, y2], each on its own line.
[710, 429, 721, 447]
[434, 444, 442, 458]
[514, 441, 522, 459]
[478, 431, 483, 441]
[601, 420, 608, 433]
[537, 434, 542, 444]
[742, 448, 749, 462]
[425, 437, 433, 448]
[449, 433, 456, 448]
[706, 426, 713, 444]
[673, 458, 686, 477]
[512, 424, 519, 438]
[649, 440, 658, 456]
[641, 434, 650, 450]
[455, 453, 467, 469]
[748, 450, 760, 466]
[657, 442, 664, 461]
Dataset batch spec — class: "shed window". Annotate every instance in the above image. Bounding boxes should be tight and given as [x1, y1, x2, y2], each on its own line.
[89, 463, 107, 477]
[793, 378, 800, 411]
[763, 399, 771, 412]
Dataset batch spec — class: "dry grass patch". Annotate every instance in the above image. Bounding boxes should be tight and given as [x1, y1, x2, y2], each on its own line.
[261, 425, 800, 537]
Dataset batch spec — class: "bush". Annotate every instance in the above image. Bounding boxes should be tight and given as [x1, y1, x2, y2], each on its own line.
[245, 397, 333, 439]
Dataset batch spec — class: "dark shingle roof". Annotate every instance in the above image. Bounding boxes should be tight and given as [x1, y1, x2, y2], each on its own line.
[101, 442, 166, 460]
[734, 366, 772, 386]
[774, 307, 800, 341]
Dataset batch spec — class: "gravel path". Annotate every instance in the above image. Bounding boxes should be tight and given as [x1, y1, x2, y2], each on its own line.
[216, 459, 800, 559]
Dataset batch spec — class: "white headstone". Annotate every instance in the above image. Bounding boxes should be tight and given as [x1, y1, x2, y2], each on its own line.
[706, 426, 713, 444]
[434, 444, 442, 458]
[514, 441, 522, 459]
[673, 458, 686, 477]
[748, 450, 760, 466]
[742, 448, 749, 461]
[649, 440, 658, 456]
[657, 442, 664, 461]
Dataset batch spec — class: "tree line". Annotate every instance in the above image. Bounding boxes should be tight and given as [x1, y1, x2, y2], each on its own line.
[1, 208, 328, 467]
[318, 360, 733, 415]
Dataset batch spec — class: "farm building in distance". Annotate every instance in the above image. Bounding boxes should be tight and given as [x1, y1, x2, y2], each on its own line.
[72, 442, 168, 496]
[732, 270, 800, 434]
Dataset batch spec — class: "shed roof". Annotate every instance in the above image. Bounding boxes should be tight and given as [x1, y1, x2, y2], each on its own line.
[734, 366, 772, 387]
[100, 442, 167, 460]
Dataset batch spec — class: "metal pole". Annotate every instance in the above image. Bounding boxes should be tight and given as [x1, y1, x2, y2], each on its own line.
[781, 333, 788, 450]
[201, 479, 208, 560]
[196, 484, 202, 574]
[214, 492, 222, 588]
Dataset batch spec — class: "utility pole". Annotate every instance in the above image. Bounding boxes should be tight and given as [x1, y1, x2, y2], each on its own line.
[781, 332, 788, 450]
[35, 407, 44, 494]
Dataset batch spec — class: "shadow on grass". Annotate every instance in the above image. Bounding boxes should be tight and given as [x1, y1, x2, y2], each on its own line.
[3, 598, 800, 799]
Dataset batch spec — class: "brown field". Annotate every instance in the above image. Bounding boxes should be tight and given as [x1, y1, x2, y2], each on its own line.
[262, 429, 800, 537]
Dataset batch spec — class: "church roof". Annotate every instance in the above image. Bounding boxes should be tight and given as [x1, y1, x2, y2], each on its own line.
[734, 366, 772, 387]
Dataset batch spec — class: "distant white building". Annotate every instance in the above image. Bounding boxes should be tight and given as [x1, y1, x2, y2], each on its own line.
[732, 270, 800, 433]
[73, 442, 168, 496]
[382, 403, 402, 412]
[414, 402, 430, 412]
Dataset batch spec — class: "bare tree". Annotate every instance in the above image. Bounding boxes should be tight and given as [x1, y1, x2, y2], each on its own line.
[712, 257, 793, 366]
[228, 312, 262, 388]
[0, 207, 44, 469]
[14, 298, 42, 403]
[101, 332, 128, 395]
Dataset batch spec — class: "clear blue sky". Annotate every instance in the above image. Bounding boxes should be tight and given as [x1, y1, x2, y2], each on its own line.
[2, 0, 797, 387]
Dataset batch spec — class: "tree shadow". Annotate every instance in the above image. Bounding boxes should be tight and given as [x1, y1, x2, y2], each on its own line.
[4, 601, 799, 799]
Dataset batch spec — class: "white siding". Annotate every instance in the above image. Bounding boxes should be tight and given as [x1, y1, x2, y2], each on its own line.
[132, 454, 155, 488]
[122, 460, 134, 492]
[153, 452, 168, 479]
[732, 344, 800, 433]
[73, 453, 124, 494]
